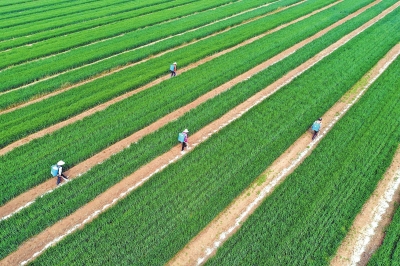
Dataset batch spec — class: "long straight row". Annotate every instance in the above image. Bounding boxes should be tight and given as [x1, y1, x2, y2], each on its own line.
[0, 0, 376, 204]
[0, 0, 157, 30]
[0, 0, 359, 148]
[207, 55, 400, 266]
[0, 0, 237, 69]
[0, 0, 288, 94]
[368, 194, 400, 265]
[22, 6, 400, 265]
[0, 0, 194, 44]
[2, 0, 396, 262]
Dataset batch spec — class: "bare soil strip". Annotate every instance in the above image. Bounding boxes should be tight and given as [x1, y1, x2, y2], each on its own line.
[331, 150, 400, 265]
[0, 0, 303, 112]
[168, 43, 400, 266]
[1, 7, 394, 265]
[0, 0, 370, 221]
[0, 1, 336, 153]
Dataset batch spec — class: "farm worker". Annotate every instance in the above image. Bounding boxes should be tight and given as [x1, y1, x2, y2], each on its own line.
[170, 62, 177, 77]
[180, 129, 189, 152]
[51, 160, 68, 185]
[311, 118, 322, 140]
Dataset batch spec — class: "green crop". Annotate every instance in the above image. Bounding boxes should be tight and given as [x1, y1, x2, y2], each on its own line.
[1, 0, 397, 262]
[207, 55, 400, 266]
[0, 0, 290, 93]
[28, 10, 400, 265]
[368, 201, 400, 265]
[0, 0, 345, 148]
[0, 0, 369, 203]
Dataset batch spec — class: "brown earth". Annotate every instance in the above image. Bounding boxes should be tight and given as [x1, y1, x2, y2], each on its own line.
[1, 1, 398, 265]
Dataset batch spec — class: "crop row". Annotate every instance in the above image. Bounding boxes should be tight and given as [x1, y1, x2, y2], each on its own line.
[0, 0, 368, 203]
[0, 0, 349, 149]
[1, 0, 397, 260]
[0, 0, 96, 19]
[368, 199, 400, 265]
[0, 0, 237, 69]
[24, 10, 400, 264]
[207, 54, 400, 266]
[0, 0, 286, 93]
[0, 0, 192, 43]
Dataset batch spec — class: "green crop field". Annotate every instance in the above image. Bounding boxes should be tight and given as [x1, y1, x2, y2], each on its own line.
[0, 0, 399, 265]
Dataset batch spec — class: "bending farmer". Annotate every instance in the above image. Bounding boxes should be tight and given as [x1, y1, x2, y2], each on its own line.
[178, 129, 189, 152]
[170, 62, 177, 77]
[51, 160, 69, 185]
[311, 118, 322, 140]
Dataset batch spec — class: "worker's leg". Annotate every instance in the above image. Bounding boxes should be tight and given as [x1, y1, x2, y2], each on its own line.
[57, 175, 61, 185]
[312, 130, 318, 140]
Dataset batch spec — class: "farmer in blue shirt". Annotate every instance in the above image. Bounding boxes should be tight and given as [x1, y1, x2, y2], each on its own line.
[179, 129, 189, 152]
[51, 160, 69, 185]
[311, 118, 322, 140]
[170, 62, 177, 77]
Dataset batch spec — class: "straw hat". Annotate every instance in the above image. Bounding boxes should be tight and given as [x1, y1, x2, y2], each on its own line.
[57, 160, 65, 166]
[183, 129, 189, 133]
[173, 62, 177, 65]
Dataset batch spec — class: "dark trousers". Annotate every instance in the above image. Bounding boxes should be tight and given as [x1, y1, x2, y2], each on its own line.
[170, 70, 176, 77]
[57, 173, 68, 185]
[181, 142, 187, 151]
[312, 130, 319, 140]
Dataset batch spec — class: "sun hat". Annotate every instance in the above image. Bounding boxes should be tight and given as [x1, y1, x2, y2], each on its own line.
[173, 62, 177, 64]
[183, 129, 189, 133]
[57, 160, 65, 166]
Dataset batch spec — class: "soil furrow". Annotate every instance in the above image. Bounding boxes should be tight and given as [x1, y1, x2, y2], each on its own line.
[1, 6, 393, 264]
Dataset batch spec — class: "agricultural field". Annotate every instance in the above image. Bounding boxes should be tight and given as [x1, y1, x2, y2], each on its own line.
[0, 0, 399, 265]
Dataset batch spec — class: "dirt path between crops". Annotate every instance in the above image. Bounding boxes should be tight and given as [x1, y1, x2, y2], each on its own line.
[167, 44, 400, 266]
[2, 8, 397, 265]
[0, 0, 303, 110]
[331, 147, 400, 266]
[0, 0, 376, 221]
